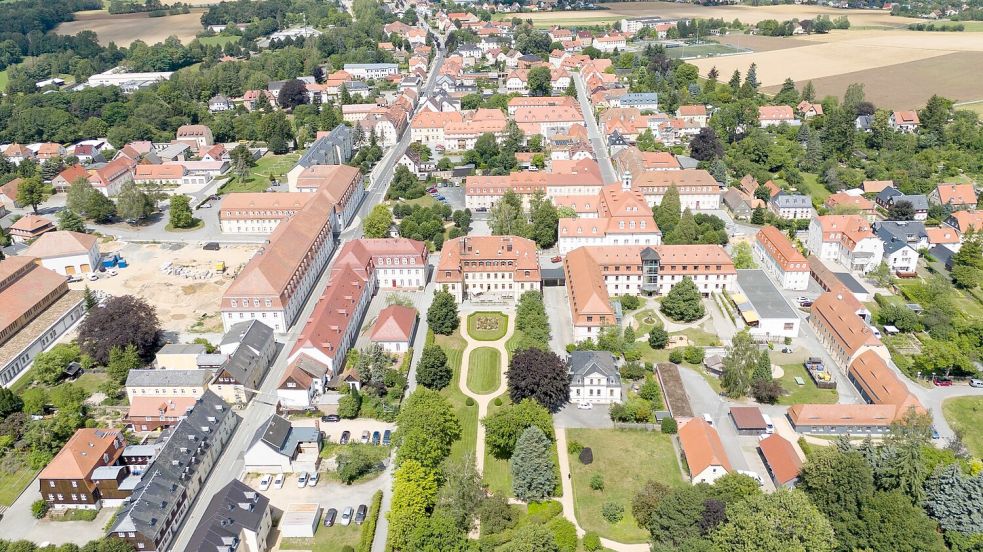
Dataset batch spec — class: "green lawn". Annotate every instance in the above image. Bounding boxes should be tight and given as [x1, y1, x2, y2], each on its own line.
[0, 463, 38, 507]
[568, 429, 685, 543]
[436, 331, 479, 464]
[943, 396, 983, 457]
[197, 35, 239, 46]
[398, 195, 438, 208]
[467, 312, 508, 341]
[483, 393, 512, 496]
[633, 309, 660, 336]
[0, 69, 8, 91]
[505, 329, 526, 361]
[219, 152, 300, 193]
[777, 363, 838, 405]
[280, 520, 360, 551]
[795, 172, 829, 207]
[466, 347, 501, 395]
[674, 327, 722, 347]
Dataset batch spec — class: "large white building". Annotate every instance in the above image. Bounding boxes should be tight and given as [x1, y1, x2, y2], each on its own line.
[343, 63, 399, 79]
[22, 231, 101, 276]
[436, 236, 541, 304]
[624, 169, 721, 211]
[753, 226, 809, 291]
[806, 215, 884, 274]
[557, 184, 662, 254]
[568, 351, 622, 405]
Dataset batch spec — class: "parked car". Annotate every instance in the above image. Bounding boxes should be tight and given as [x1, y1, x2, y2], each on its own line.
[435, 194, 445, 200]
[427, 187, 438, 193]
[323, 508, 337, 527]
[340, 506, 354, 526]
[703, 413, 714, 426]
[934, 377, 953, 387]
[308, 471, 319, 487]
[382, 430, 392, 446]
[199, 203, 211, 209]
[577, 401, 593, 410]
[321, 414, 341, 423]
[297, 472, 309, 487]
[340, 431, 351, 444]
[932, 427, 940, 439]
[361, 430, 370, 444]
[257, 474, 272, 491]
[273, 473, 285, 489]
[475, 207, 488, 212]
[355, 504, 368, 525]
[550, 255, 562, 263]
[971, 379, 983, 388]
[372, 431, 381, 445]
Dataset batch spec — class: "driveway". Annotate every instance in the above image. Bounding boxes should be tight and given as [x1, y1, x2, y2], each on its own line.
[544, 286, 574, 356]
[554, 402, 613, 429]
[0, 477, 114, 545]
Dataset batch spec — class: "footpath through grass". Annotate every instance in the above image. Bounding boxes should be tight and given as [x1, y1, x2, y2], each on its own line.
[466, 347, 501, 394]
[943, 396, 983, 457]
[467, 311, 508, 341]
[435, 330, 478, 464]
[568, 428, 685, 543]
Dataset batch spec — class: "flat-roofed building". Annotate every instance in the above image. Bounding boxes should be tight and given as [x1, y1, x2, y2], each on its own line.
[436, 236, 540, 304]
[733, 270, 800, 339]
[754, 225, 809, 290]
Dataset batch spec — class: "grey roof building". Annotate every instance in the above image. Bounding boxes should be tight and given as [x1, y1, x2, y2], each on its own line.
[293, 124, 353, 168]
[770, 192, 811, 210]
[109, 391, 239, 552]
[568, 351, 622, 405]
[617, 92, 659, 110]
[875, 187, 929, 213]
[185, 479, 272, 552]
[220, 320, 275, 357]
[125, 369, 214, 389]
[260, 415, 321, 455]
[157, 343, 207, 356]
[873, 220, 928, 248]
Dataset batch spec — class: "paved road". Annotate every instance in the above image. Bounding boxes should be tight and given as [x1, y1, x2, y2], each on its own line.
[170, 42, 447, 552]
[572, 72, 617, 184]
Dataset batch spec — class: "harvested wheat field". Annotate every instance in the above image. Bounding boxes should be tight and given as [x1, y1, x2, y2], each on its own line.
[72, 241, 258, 334]
[55, 10, 205, 46]
[504, 2, 920, 28]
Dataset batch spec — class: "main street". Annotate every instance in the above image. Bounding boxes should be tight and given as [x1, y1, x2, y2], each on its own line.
[572, 72, 617, 184]
[169, 38, 446, 552]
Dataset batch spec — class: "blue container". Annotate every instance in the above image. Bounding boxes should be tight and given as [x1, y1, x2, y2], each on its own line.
[118, 259, 128, 268]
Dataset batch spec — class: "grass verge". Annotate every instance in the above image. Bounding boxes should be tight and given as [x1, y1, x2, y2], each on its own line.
[436, 330, 478, 464]
[466, 347, 501, 395]
[943, 396, 983, 457]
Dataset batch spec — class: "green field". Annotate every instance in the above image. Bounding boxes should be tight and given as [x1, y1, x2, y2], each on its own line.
[219, 152, 300, 194]
[436, 330, 479, 464]
[0, 462, 38, 507]
[777, 363, 838, 405]
[466, 347, 501, 395]
[0, 69, 8, 91]
[280, 520, 361, 551]
[467, 312, 508, 341]
[197, 35, 240, 46]
[568, 429, 685, 543]
[794, 172, 829, 206]
[943, 396, 983, 457]
[665, 42, 745, 59]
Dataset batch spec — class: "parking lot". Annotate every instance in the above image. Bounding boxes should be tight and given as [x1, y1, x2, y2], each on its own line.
[289, 416, 396, 446]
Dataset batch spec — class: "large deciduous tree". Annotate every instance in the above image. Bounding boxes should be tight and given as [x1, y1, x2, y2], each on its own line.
[116, 182, 154, 222]
[436, 455, 484, 533]
[277, 78, 308, 109]
[711, 489, 837, 552]
[427, 290, 460, 335]
[77, 295, 161, 364]
[660, 277, 705, 322]
[363, 203, 393, 238]
[67, 178, 115, 223]
[510, 425, 556, 502]
[168, 194, 195, 229]
[720, 329, 761, 398]
[387, 459, 438, 550]
[501, 524, 559, 552]
[507, 348, 569, 413]
[483, 398, 554, 459]
[57, 209, 86, 233]
[689, 127, 723, 161]
[527, 66, 552, 97]
[415, 344, 451, 390]
[16, 176, 48, 214]
[394, 388, 460, 469]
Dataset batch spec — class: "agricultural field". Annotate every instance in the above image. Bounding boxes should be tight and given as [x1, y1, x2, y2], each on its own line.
[55, 10, 205, 46]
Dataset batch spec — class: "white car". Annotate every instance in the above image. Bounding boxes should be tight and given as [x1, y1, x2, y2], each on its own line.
[340, 506, 354, 526]
[273, 473, 285, 489]
[308, 471, 319, 487]
[577, 401, 593, 410]
[257, 474, 272, 491]
[297, 472, 309, 487]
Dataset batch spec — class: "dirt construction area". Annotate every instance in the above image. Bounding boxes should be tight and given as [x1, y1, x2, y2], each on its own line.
[70, 241, 259, 334]
[55, 10, 205, 46]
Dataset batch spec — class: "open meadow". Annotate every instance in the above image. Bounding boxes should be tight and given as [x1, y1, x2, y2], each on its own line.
[55, 10, 205, 46]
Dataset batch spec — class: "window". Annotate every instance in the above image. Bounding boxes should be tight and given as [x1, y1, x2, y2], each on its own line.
[71, 481, 78, 488]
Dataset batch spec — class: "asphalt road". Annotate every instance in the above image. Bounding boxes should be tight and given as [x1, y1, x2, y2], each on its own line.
[572, 72, 617, 184]
[169, 42, 447, 552]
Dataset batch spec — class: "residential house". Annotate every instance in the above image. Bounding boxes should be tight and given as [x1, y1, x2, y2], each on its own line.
[809, 289, 888, 369]
[759, 105, 798, 127]
[436, 236, 541, 304]
[397, 148, 436, 179]
[208, 94, 234, 112]
[769, 192, 813, 220]
[873, 221, 925, 276]
[875, 187, 929, 220]
[754, 225, 809, 290]
[210, 320, 276, 406]
[945, 210, 983, 234]
[862, 180, 894, 194]
[679, 418, 732, 484]
[568, 351, 622, 405]
[889, 110, 919, 132]
[331, 238, 429, 290]
[243, 415, 322, 474]
[676, 105, 709, 126]
[369, 305, 418, 354]
[930, 183, 978, 210]
[613, 92, 659, 111]
[185, 480, 272, 552]
[277, 355, 329, 410]
[0, 178, 23, 207]
[796, 101, 823, 118]
[806, 215, 884, 273]
[284, 125, 354, 187]
[22, 230, 101, 276]
[88, 158, 133, 197]
[52, 164, 90, 192]
[39, 429, 126, 510]
[2, 143, 34, 165]
[825, 192, 876, 220]
[8, 214, 55, 243]
[175, 125, 214, 149]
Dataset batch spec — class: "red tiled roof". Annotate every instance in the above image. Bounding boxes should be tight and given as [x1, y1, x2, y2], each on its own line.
[370, 305, 418, 342]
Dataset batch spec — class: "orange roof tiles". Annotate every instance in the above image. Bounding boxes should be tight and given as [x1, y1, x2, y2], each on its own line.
[631, 169, 719, 194]
[756, 225, 807, 272]
[863, 180, 893, 194]
[788, 403, 900, 427]
[290, 265, 369, 362]
[10, 214, 54, 233]
[0, 258, 68, 337]
[892, 110, 920, 125]
[127, 396, 198, 419]
[370, 305, 418, 342]
[810, 289, 881, 359]
[437, 236, 540, 284]
[935, 183, 977, 206]
[679, 417, 732, 475]
[948, 210, 983, 233]
[848, 350, 923, 413]
[825, 192, 875, 212]
[39, 428, 124, 483]
[134, 164, 185, 180]
[758, 434, 802, 485]
[926, 226, 960, 245]
[677, 104, 707, 117]
[759, 105, 795, 121]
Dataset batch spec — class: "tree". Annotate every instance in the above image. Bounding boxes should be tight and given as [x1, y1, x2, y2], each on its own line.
[507, 348, 570, 413]
[230, 144, 255, 183]
[751, 206, 766, 225]
[337, 443, 382, 483]
[689, 127, 723, 161]
[478, 493, 518, 534]
[800, 447, 874, 520]
[415, 344, 451, 390]
[529, 193, 559, 248]
[106, 344, 141, 384]
[0, 387, 23, 417]
[868, 261, 895, 288]
[801, 80, 816, 102]
[511, 426, 556, 502]
[116, 183, 154, 222]
[648, 326, 669, 349]
[427, 290, 460, 335]
[404, 510, 468, 551]
[632, 480, 670, 528]
[711, 489, 837, 552]
[262, 111, 294, 154]
[855, 491, 947, 552]
[32, 343, 80, 385]
[168, 194, 195, 229]
[732, 241, 757, 269]
[363, 204, 392, 238]
[21, 387, 48, 415]
[887, 200, 915, 221]
[750, 379, 784, 404]
[515, 291, 551, 349]
[57, 209, 86, 233]
[338, 388, 361, 418]
[67, 179, 115, 222]
[919, 94, 951, 138]
[923, 463, 983, 535]
[527, 66, 552, 97]
[720, 330, 759, 398]
[951, 231, 983, 289]
[501, 524, 559, 552]
[774, 77, 799, 105]
[77, 295, 161, 364]
[16, 176, 48, 214]
[654, 185, 681, 234]
[387, 459, 438, 550]
[490, 189, 527, 236]
[277, 78, 308, 109]
[394, 388, 461, 469]
[436, 455, 484, 533]
[660, 278, 705, 322]
[483, 398, 554, 459]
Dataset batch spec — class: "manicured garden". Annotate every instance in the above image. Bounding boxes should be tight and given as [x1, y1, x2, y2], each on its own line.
[466, 347, 501, 394]
[943, 396, 983, 457]
[467, 311, 508, 341]
[435, 330, 478, 463]
[567, 429, 685, 543]
[219, 152, 300, 193]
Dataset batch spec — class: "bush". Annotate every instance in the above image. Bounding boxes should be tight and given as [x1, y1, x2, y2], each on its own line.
[648, 326, 669, 349]
[356, 490, 383, 552]
[618, 294, 642, 311]
[684, 346, 704, 364]
[494, 396, 503, 406]
[579, 447, 593, 464]
[661, 417, 678, 434]
[590, 474, 605, 491]
[466, 396, 475, 407]
[567, 439, 584, 455]
[32, 499, 48, 519]
[527, 500, 563, 523]
[601, 501, 624, 523]
[338, 391, 362, 418]
[619, 361, 645, 380]
[342, 546, 355, 552]
[584, 531, 602, 551]
[751, 379, 785, 404]
[668, 349, 684, 363]
[548, 516, 578, 552]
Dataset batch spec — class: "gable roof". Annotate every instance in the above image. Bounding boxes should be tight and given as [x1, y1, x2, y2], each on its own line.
[679, 417, 732, 475]
[370, 305, 418, 343]
[23, 230, 97, 259]
[40, 428, 123, 481]
[758, 434, 802, 485]
[935, 183, 977, 205]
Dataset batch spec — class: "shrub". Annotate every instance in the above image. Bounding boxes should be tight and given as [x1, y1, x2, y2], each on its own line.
[661, 417, 678, 434]
[751, 379, 785, 404]
[584, 531, 602, 551]
[494, 396, 503, 406]
[527, 500, 563, 523]
[579, 447, 593, 464]
[619, 361, 645, 380]
[356, 490, 383, 552]
[567, 439, 584, 455]
[668, 349, 684, 363]
[601, 501, 624, 523]
[342, 546, 355, 552]
[548, 517, 578, 552]
[618, 294, 641, 311]
[466, 396, 476, 407]
[590, 474, 604, 491]
[32, 499, 48, 519]
[683, 346, 704, 364]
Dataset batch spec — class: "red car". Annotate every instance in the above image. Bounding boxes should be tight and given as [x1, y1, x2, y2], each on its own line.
[933, 377, 953, 387]
[550, 255, 562, 263]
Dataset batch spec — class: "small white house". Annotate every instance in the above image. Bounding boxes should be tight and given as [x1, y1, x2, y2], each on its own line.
[369, 305, 418, 354]
[568, 351, 622, 405]
[21, 231, 100, 276]
[679, 417, 732, 484]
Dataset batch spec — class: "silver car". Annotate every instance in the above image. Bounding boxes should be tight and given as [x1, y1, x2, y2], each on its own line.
[340, 506, 354, 526]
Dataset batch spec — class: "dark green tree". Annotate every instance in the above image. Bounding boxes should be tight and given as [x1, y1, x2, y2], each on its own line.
[427, 290, 460, 335]
[168, 194, 195, 228]
[57, 209, 86, 232]
[510, 425, 556, 502]
[660, 277, 705, 322]
[415, 344, 451, 390]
